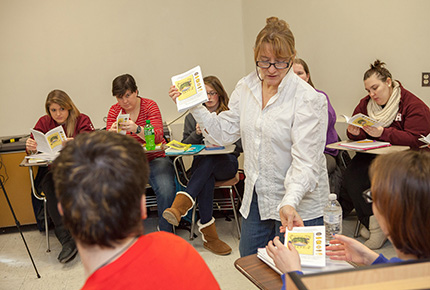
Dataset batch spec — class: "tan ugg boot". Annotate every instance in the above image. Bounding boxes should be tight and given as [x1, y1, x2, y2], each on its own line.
[364, 215, 387, 249]
[198, 218, 232, 255]
[360, 225, 370, 240]
[162, 191, 194, 226]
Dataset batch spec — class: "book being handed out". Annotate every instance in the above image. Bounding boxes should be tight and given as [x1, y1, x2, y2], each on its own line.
[27, 126, 67, 161]
[285, 226, 326, 268]
[171, 65, 208, 113]
[341, 113, 381, 128]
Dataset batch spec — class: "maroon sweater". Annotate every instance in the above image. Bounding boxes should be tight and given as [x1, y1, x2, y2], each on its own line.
[347, 84, 430, 149]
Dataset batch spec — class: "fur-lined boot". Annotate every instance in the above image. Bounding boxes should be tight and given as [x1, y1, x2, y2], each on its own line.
[162, 191, 194, 226]
[198, 217, 232, 255]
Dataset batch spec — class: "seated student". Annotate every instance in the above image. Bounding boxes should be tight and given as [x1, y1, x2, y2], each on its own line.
[26, 89, 94, 263]
[106, 74, 176, 233]
[339, 60, 430, 249]
[163, 76, 242, 256]
[266, 150, 430, 289]
[52, 131, 220, 290]
[292, 58, 338, 175]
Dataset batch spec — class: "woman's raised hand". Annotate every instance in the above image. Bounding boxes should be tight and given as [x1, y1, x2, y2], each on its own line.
[169, 85, 181, 104]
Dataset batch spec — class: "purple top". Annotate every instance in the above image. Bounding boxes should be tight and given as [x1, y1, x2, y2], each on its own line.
[317, 89, 338, 157]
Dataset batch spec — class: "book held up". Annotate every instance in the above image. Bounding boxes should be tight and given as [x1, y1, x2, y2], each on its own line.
[171, 66, 208, 112]
[26, 126, 67, 161]
[341, 113, 381, 128]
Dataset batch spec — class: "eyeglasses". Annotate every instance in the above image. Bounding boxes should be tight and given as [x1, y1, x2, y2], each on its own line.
[207, 91, 218, 96]
[256, 60, 291, 70]
[362, 189, 373, 203]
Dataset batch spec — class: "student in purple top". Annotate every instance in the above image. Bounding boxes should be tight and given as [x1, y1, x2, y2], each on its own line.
[293, 59, 339, 175]
[266, 150, 430, 289]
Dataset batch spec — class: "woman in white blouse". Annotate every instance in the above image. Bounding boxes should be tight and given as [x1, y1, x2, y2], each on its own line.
[169, 17, 329, 257]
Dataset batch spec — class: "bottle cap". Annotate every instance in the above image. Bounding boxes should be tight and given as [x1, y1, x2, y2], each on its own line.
[329, 193, 337, 201]
[146, 120, 150, 124]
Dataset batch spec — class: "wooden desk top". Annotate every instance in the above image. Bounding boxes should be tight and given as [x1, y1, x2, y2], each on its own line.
[326, 141, 410, 155]
[234, 254, 283, 290]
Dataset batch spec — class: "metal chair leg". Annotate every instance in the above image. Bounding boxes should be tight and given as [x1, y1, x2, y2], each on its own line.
[189, 204, 197, 240]
[354, 219, 361, 238]
[43, 198, 50, 252]
[229, 187, 241, 239]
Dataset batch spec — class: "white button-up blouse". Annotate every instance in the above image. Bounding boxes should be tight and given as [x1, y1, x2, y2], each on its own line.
[190, 69, 329, 221]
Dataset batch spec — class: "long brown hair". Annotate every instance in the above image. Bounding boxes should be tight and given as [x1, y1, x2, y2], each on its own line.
[203, 76, 229, 114]
[370, 150, 430, 259]
[45, 90, 80, 137]
[293, 58, 315, 88]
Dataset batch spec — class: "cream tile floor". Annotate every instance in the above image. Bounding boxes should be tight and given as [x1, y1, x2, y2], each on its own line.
[0, 213, 396, 290]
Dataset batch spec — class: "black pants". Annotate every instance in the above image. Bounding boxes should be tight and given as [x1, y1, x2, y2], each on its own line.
[38, 168, 63, 227]
[339, 153, 375, 228]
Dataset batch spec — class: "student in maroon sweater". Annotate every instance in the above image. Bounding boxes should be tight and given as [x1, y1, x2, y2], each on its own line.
[26, 89, 94, 263]
[339, 60, 430, 249]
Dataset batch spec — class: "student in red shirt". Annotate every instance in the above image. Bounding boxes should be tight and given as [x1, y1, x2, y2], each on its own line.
[106, 74, 176, 233]
[52, 131, 220, 290]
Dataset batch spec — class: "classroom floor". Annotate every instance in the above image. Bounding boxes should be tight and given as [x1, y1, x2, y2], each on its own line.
[0, 212, 396, 290]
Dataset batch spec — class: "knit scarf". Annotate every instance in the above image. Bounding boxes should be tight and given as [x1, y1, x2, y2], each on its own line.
[367, 80, 401, 127]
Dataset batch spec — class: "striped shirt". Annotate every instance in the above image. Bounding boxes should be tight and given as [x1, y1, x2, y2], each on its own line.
[106, 97, 166, 161]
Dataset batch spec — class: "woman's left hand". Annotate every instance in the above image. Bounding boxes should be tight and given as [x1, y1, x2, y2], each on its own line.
[266, 236, 302, 273]
[362, 126, 383, 138]
[120, 120, 138, 133]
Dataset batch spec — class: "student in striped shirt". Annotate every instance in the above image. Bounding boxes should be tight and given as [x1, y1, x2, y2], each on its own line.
[106, 74, 176, 233]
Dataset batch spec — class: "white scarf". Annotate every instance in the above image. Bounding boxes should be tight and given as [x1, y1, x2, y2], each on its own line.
[367, 80, 401, 127]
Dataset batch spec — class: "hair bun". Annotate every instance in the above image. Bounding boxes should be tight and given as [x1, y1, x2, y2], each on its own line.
[266, 16, 289, 31]
[371, 59, 386, 70]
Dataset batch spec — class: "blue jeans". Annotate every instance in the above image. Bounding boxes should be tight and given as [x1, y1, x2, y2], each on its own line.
[187, 154, 238, 224]
[149, 157, 176, 232]
[239, 189, 323, 257]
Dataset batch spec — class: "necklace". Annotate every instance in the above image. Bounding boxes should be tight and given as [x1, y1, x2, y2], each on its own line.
[96, 236, 139, 271]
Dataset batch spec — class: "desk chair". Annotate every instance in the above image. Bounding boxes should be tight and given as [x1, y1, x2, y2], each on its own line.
[173, 156, 242, 240]
[28, 166, 50, 252]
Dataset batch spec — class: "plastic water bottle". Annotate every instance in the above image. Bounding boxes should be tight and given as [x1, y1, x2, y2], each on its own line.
[324, 193, 342, 244]
[144, 120, 156, 151]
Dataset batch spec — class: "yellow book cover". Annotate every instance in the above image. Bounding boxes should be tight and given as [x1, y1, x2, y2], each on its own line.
[166, 140, 192, 151]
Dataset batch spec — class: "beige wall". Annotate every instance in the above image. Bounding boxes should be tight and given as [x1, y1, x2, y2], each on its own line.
[1, 0, 430, 138]
[242, 0, 430, 128]
[0, 0, 245, 136]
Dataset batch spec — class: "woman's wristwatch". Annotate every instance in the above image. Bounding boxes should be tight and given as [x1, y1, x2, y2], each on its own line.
[135, 125, 142, 134]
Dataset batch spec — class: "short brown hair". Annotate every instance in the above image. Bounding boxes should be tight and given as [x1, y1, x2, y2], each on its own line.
[52, 131, 149, 247]
[45, 90, 81, 138]
[112, 74, 138, 98]
[203, 76, 229, 114]
[254, 17, 296, 62]
[370, 150, 430, 259]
